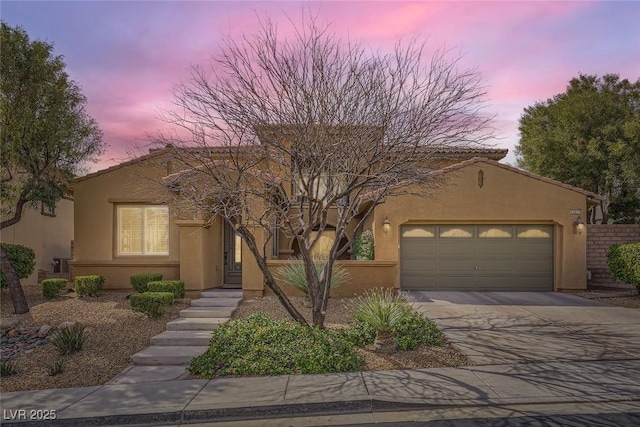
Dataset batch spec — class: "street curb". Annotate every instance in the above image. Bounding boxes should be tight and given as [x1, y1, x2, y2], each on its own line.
[3, 396, 638, 426]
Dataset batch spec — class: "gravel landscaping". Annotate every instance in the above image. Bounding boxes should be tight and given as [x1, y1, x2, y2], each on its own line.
[233, 296, 472, 371]
[594, 295, 640, 310]
[0, 284, 190, 392]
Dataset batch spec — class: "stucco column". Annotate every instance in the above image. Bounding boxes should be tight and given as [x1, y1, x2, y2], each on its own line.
[242, 225, 266, 298]
[176, 220, 207, 294]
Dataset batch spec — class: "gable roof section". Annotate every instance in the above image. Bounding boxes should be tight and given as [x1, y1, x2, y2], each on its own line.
[73, 146, 252, 184]
[437, 157, 604, 201]
[75, 145, 508, 184]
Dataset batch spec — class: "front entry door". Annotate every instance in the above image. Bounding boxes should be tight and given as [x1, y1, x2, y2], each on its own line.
[223, 222, 242, 286]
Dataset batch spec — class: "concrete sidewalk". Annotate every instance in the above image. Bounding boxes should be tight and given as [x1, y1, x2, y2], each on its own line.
[2, 359, 639, 426]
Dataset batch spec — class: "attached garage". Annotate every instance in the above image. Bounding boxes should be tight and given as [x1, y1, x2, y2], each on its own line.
[401, 224, 553, 291]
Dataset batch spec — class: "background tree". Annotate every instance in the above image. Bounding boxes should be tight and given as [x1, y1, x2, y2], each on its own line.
[1, 23, 104, 314]
[516, 74, 640, 224]
[155, 18, 494, 327]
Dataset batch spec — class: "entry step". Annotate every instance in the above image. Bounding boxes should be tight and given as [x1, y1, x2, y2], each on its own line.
[166, 317, 227, 331]
[130, 346, 209, 366]
[191, 297, 241, 307]
[201, 289, 243, 298]
[150, 330, 214, 346]
[180, 307, 235, 318]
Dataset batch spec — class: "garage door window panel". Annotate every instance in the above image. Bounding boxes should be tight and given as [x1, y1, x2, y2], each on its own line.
[517, 226, 552, 238]
[478, 226, 513, 238]
[439, 226, 474, 238]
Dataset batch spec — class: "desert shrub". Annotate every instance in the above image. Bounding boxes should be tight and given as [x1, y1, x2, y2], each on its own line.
[147, 280, 185, 299]
[51, 323, 87, 355]
[275, 256, 349, 294]
[0, 243, 36, 289]
[338, 318, 376, 347]
[352, 230, 374, 260]
[189, 313, 362, 377]
[44, 359, 66, 376]
[42, 278, 68, 299]
[393, 306, 444, 350]
[607, 243, 640, 290]
[130, 273, 163, 293]
[74, 275, 104, 297]
[351, 289, 443, 353]
[0, 360, 17, 376]
[130, 292, 174, 318]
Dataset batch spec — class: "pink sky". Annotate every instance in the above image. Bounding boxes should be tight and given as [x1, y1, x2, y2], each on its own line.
[4, 1, 639, 171]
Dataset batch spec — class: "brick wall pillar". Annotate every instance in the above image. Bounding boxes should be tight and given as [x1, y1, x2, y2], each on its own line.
[587, 224, 640, 288]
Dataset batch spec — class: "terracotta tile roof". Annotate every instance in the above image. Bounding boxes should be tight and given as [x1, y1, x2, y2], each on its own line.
[75, 144, 509, 184]
[436, 157, 605, 200]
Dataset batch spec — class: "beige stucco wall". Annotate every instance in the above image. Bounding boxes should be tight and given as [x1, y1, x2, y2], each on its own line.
[264, 260, 397, 298]
[72, 159, 181, 290]
[1, 198, 74, 284]
[374, 162, 589, 291]
[73, 155, 591, 296]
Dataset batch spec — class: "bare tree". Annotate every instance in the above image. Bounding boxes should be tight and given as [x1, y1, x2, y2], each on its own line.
[154, 18, 494, 327]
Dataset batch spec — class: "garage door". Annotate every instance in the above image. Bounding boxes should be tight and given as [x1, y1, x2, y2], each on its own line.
[401, 224, 553, 291]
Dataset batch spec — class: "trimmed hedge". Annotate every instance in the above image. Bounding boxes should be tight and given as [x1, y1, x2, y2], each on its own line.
[74, 275, 105, 297]
[607, 242, 640, 290]
[42, 279, 68, 299]
[147, 280, 185, 298]
[0, 243, 36, 289]
[130, 273, 163, 293]
[130, 292, 175, 318]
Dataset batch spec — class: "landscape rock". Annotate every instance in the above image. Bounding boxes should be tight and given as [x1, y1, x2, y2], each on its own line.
[0, 318, 20, 330]
[58, 321, 79, 330]
[37, 324, 53, 337]
[0, 327, 50, 359]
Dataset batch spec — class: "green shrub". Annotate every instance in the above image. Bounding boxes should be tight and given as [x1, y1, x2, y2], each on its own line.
[51, 323, 87, 355]
[189, 313, 363, 378]
[0, 360, 17, 376]
[393, 306, 444, 350]
[74, 275, 104, 297]
[130, 273, 163, 293]
[130, 292, 174, 318]
[352, 230, 374, 260]
[147, 280, 185, 298]
[607, 243, 640, 290]
[275, 256, 349, 294]
[338, 318, 376, 347]
[42, 279, 68, 299]
[44, 359, 66, 376]
[0, 243, 36, 289]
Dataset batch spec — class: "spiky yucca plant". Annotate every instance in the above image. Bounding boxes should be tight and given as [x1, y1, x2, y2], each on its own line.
[353, 288, 410, 354]
[275, 256, 349, 295]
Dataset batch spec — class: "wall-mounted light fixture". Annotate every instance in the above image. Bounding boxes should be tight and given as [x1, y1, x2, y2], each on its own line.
[478, 169, 484, 188]
[382, 217, 391, 233]
[573, 216, 585, 234]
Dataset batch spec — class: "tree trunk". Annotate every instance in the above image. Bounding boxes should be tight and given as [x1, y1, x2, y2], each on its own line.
[374, 330, 397, 354]
[0, 245, 29, 314]
[236, 226, 308, 325]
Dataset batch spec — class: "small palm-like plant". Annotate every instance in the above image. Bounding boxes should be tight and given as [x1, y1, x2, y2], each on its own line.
[353, 289, 409, 354]
[44, 359, 66, 376]
[50, 323, 88, 355]
[0, 360, 17, 377]
[275, 256, 349, 295]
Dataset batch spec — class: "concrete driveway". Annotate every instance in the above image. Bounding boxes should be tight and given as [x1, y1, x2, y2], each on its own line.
[408, 292, 640, 365]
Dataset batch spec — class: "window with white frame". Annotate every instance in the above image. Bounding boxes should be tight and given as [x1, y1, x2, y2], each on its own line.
[117, 205, 169, 255]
